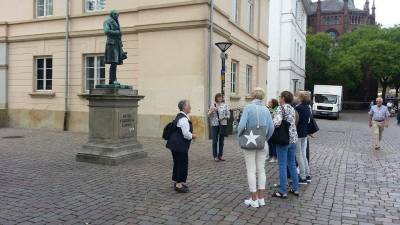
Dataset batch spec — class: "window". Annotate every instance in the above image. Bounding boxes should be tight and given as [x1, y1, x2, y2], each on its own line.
[294, 39, 297, 62]
[36, 57, 52, 91]
[300, 46, 303, 65]
[85, 55, 106, 91]
[246, 0, 254, 33]
[36, 0, 53, 17]
[327, 30, 338, 39]
[246, 65, 252, 94]
[231, 61, 238, 94]
[297, 43, 300, 64]
[232, 0, 239, 23]
[86, 0, 106, 12]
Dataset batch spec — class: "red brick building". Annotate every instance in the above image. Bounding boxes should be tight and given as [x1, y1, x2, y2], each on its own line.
[307, 0, 378, 105]
[308, 0, 376, 38]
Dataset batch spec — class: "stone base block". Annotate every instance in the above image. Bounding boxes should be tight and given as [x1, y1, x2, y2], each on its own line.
[76, 142, 147, 165]
[0, 109, 7, 127]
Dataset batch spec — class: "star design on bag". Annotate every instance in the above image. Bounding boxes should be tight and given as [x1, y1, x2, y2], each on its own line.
[244, 131, 260, 146]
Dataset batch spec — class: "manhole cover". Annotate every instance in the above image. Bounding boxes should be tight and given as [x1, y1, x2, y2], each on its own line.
[2, 136, 25, 139]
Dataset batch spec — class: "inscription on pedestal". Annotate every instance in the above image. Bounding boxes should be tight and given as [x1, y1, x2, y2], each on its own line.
[119, 112, 135, 139]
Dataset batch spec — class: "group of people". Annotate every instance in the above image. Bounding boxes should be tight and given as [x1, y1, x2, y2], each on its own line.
[236, 88, 315, 207]
[164, 87, 317, 206]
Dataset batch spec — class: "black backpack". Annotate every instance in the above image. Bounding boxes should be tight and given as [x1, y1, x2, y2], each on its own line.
[162, 121, 176, 140]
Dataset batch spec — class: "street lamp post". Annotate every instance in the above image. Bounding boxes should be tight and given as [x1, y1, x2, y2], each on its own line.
[292, 78, 299, 94]
[215, 42, 232, 97]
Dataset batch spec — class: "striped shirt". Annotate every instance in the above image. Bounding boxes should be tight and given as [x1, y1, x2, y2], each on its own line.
[369, 105, 389, 121]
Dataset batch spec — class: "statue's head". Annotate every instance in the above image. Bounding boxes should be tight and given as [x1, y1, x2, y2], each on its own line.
[110, 10, 119, 20]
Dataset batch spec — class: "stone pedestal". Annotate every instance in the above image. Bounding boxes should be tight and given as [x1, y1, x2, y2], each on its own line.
[76, 87, 146, 165]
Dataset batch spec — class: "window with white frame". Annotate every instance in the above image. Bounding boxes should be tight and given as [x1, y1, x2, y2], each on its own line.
[86, 0, 106, 12]
[231, 61, 238, 94]
[232, 0, 239, 23]
[36, 0, 53, 17]
[36, 57, 53, 91]
[246, 65, 252, 94]
[297, 43, 300, 64]
[294, 39, 297, 62]
[246, 0, 254, 33]
[85, 55, 105, 91]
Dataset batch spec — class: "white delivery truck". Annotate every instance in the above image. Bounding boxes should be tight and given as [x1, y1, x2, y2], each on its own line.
[312, 85, 343, 120]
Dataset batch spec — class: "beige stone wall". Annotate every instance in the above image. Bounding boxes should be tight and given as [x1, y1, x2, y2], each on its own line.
[0, 0, 269, 139]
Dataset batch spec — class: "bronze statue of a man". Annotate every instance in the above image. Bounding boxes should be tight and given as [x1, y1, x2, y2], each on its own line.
[103, 10, 127, 84]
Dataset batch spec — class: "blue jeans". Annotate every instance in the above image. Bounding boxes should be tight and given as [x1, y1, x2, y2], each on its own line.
[276, 143, 299, 194]
[212, 126, 225, 158]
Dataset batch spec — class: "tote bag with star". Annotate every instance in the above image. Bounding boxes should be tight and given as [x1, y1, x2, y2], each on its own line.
[238, 105, 267, 150]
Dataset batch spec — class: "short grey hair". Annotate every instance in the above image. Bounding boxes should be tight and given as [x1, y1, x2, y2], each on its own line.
[178, 100, 188, 111]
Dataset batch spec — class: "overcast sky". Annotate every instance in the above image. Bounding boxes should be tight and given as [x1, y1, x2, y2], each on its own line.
[353, 0, 399, 27]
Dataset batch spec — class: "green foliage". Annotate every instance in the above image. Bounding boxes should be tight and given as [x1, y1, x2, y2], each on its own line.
[306, 25, 400, 98]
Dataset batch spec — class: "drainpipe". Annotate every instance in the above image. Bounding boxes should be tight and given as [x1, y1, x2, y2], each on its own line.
[63, 0, 70, 131]
[207, 0, 214, 139]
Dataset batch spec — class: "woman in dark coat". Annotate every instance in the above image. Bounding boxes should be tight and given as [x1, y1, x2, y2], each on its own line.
[166, 100, 196, 193]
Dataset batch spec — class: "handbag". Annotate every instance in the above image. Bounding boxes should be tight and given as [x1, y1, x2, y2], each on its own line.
[307, 106, 319, 135]
[215, 104, 228, 137]
[239, 105, 267, 150]
[270, 106, 290, 145]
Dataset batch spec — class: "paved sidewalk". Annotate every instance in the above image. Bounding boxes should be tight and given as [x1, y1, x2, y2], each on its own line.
[0, 112, 399, 225]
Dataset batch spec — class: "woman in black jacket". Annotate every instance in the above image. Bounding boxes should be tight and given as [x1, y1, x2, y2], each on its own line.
[295, 91, 311, 185]
[166, 100, 196, 193]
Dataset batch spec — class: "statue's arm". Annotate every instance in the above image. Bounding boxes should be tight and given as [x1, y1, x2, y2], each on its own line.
[103, 21, 120, 36]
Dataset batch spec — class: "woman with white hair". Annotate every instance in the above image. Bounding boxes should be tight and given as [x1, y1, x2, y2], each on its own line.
[166, 100, 196, 193]
[237, 88, 274, 208]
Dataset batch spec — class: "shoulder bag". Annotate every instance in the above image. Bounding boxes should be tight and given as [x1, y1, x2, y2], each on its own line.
[239, 105, 267, 150]
[270, 106, 290, 145]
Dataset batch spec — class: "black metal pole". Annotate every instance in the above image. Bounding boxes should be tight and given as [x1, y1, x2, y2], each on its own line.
[221, 56, 226, 97]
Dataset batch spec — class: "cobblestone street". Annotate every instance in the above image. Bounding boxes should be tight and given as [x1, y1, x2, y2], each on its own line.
[0, 112, 399, 225]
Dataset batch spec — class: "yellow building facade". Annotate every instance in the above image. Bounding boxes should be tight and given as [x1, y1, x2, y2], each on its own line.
[0, 0, 270, 139]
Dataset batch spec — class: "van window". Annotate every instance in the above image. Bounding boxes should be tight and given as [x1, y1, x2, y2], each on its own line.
[315, 94, 337, 104]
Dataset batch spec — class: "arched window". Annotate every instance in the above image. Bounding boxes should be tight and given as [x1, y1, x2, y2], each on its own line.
[326, 29, 338, 39]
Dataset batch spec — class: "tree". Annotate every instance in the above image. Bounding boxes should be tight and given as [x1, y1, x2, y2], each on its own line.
[306, 25, 400, 101]
[305, 33, 334, 91]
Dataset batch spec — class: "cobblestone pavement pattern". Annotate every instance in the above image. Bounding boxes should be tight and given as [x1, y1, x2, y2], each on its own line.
[0, 112, 399, 225]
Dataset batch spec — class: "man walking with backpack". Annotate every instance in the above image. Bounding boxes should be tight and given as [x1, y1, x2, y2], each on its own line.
[165, 100, 196, 193]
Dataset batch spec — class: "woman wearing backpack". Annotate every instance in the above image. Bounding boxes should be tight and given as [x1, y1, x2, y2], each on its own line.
[166, 100, 196, 193]
[237, 88, 274, 208]
[208, 93, 230, 162]
[272, 91, 299, 198]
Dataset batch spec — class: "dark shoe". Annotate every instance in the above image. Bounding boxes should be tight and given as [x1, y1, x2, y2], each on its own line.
[289, 189, 299, 197]
[174, 184, 189, 193]
[299, 178, 308, 185]
[272, 192, 287, 199]
[218, 157, 226, 161]
[306, 176, 312, 183]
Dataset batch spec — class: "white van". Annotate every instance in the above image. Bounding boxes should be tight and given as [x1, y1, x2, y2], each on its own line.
[312, 85, 343, 120]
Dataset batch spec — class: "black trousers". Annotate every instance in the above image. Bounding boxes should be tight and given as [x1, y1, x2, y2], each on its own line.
[171, 151, 188, 183]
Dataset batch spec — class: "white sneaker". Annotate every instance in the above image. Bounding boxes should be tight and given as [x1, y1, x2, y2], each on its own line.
[269, 158, 277, 163]
[244, 199, 259, 208]
[258, 198, 265, 206]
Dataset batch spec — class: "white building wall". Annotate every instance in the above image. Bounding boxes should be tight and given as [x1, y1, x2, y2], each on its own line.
[267, 0, 308, 99]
